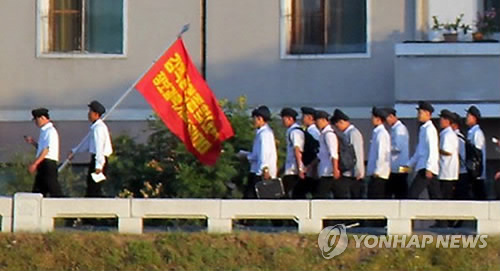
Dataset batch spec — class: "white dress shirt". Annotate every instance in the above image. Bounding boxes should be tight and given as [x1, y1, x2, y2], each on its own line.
[367, 124, 391, 179]
[455, 129, 468, 174]
[408, 120, 439, 175]
[390, 120, 410, 173]
[439, 127, 459, 181]
[307, 124, 320, 141]
[317, 125, 339, 177]
[37, 122, 59, 162]
[467, 124, 486, 179]
[73, 119, 113, 170]
[247, 124, 278, 178]
[285, 123, 305, 175]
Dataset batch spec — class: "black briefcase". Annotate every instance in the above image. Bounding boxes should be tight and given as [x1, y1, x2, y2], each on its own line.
[255, 178, 285, 199]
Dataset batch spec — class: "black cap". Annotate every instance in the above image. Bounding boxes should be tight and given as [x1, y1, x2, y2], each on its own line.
[300, 107, 316, 116]
[330, 109, 350, 123]
[466, 105, 481, 120]
[451, 112, 462, 125]
[88, 100, 106, 116]
[280, 107, 298, 118]
[439, 109, 454, 120]
[416, 101, 434, 113]
[252, 105, 271, 122]
[314, 110, 330, 120]
[31, 108, 49, 119]
[384, 107, 397, 116]
[372, 107, 389, 120]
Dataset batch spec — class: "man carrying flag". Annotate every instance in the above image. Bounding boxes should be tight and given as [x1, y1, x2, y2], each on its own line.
[68, 101, 113, 197]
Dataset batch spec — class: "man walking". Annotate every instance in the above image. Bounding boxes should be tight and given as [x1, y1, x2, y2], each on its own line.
[385, 107, 410, 199]
[438, 110, 459, 200]
[25, 108, 63, 197]
[465, 106, 487, 200]
[331, 109, 365, 199]
[69, 101, 113, 197]
[407, 101, 440, 199]
[280, 108, 304, 198]
[314, 110, 340, 199]
[242, 105, 278, 198]
[367, 107, 391, 199]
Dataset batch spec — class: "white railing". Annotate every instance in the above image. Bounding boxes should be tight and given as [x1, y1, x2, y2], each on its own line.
[2, 193, 500, 235]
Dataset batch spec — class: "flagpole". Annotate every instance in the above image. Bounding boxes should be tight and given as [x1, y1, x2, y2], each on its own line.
[58, 24, 190, 172]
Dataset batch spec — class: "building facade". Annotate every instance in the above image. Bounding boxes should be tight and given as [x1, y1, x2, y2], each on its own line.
[1, 0, 499, 170]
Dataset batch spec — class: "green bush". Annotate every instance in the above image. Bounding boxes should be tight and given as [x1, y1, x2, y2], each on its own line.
[108, 96, 287, 198]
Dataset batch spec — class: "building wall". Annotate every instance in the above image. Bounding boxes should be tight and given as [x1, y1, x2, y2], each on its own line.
[0, 0, 201, 113]
[206, 0, 414, 108]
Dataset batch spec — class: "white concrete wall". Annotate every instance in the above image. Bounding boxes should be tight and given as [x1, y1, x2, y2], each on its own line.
[3, 193, 500, 235]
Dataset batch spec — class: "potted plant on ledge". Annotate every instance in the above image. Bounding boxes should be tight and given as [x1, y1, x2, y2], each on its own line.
[430, 14, 470, 42]
[474, 8, 498, 41]
[443, 14, 464, 42]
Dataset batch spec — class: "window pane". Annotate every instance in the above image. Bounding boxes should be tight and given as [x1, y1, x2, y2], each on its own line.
[85, 0, 124, 54]
[325, 0, 366, 54]
[289, 0, 325, 54]
[484, 0, 500, 31]
[51, 0, 82, 52]
[53, 0, 81, 11]
[287, 0, 366, 55]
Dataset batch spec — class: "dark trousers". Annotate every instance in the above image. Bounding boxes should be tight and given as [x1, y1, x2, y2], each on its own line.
[292, 177, 317, 199]
[282, 175, 299, 199]
[320, 176, 361, 199]
[332, 177, 352, 199]
[85, 155, 108, 198]
[455, 173, 471, 200]
[440, 180, 457, 200]
[244, 173, 261, 199]
[33, 159, 63, 197]
[408, 169, 441, 199]
[471, 177, 486, 200]
[315, 177, 334, 199]
[368, 177, 386, 199]
[386, 173, 408, 199]
[348, 177, 363, 199]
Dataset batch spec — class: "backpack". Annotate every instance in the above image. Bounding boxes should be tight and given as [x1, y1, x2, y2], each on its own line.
[458, 134, 483, 179]
[324, 130, 357, 172]
[290, 127, 319, 166]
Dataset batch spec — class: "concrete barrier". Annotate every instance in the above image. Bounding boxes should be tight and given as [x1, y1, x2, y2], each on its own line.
[5, 194, 500, 235]
[131, 199, 220, 233]
[40, 198, 131, 233]
[220, 200, 310, 233]
[311, 200, 402, 234]
[0, 196, 13, 232]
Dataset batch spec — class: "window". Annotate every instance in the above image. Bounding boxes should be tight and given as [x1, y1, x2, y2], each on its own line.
[282, 0, 368, 57]
[38, 0, 125, 56]
[484, 0, 500, 31]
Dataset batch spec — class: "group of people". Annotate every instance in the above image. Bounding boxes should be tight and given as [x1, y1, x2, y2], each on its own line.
[25, 101, 113, 198]
[242, 101, 500, 201]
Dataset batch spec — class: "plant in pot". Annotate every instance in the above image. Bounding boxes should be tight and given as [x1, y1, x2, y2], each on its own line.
[443, 14, 464, 42]
[429, 16, 443, 41]
[474, 8, 498, 41]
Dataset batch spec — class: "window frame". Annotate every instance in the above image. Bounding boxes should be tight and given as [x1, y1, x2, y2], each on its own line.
[280, 0, 371, 60]
[36, 0, 128, 59]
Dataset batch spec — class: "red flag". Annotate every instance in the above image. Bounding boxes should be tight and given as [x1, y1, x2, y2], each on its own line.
[135, 38, 234, 165]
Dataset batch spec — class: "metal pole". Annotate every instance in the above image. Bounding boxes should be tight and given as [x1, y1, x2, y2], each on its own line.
[58, 24, 190, 172]
[200, 0, 207, 79]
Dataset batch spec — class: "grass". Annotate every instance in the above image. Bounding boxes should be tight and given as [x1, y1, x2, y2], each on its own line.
[0, 232, 496, 270]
